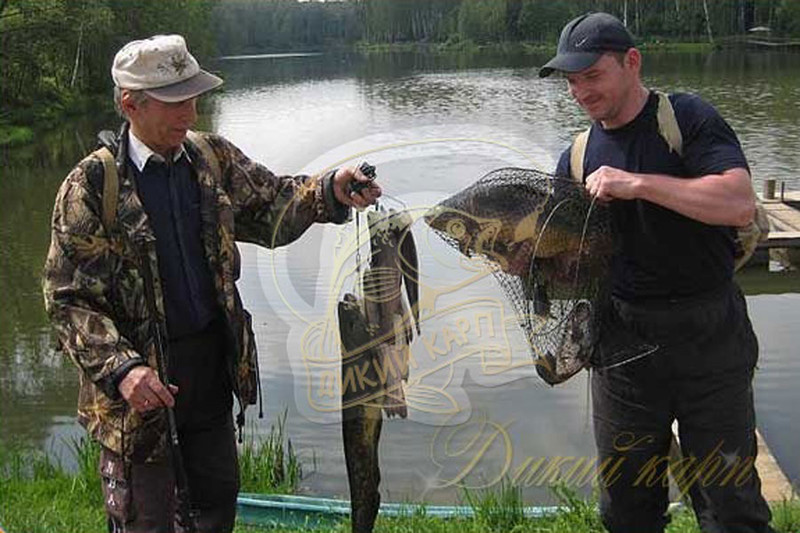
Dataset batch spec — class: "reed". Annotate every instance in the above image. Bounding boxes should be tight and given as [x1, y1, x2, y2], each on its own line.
[238, 408, 303, 494]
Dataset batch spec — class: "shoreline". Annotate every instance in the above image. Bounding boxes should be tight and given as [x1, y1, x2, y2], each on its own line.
[1, 41, 723, 149]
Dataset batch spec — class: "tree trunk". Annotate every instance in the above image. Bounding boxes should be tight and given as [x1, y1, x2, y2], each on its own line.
[740, 0, 746, 33]
[70, 25, 83, 89]
[702, 0, 714, 44]
[623, 0, 628, 27]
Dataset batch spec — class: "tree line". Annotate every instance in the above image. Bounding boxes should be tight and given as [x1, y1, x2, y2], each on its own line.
[1, 0, 216, 123]
[2, 0, 799, 128]
[215, 0, 800, 54]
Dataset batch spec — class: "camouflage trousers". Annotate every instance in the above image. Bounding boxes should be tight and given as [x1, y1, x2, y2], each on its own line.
[101, 317, 239, 533]
[591, 282, 776, 533]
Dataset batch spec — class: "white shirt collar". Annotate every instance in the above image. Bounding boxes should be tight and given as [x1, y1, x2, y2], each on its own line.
[127, 130, 189, 172]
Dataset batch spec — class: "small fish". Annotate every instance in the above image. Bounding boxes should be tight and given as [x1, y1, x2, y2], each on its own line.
[362, 209, 420, 418]
[338, 293, 382, 533]
[534, 299, 594, 385]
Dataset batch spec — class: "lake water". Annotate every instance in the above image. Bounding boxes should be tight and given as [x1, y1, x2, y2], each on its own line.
[1, 49, 799, 505]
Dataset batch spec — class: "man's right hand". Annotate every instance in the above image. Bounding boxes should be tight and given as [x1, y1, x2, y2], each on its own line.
[118, 366, 178, 413]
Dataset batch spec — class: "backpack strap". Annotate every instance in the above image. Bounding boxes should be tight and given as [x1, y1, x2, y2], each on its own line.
[94, 130, 219, 233]
[570, 91, 683, 184]
[568, 91, 767, 271]
[94, 146, 119, 231]
[655, 91, 682, 156]
[570, 127, 591, 184]
[186, 130, 221, 181]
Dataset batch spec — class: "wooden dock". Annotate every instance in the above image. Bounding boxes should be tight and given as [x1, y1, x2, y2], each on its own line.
[755, 429, 796, 502]
[759, 189, 800, 250]
[669, 424, 796, 503]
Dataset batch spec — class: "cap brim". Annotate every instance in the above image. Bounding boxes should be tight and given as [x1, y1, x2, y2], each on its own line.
[144, 69, 223, 102]
[538, 51, 603, 78]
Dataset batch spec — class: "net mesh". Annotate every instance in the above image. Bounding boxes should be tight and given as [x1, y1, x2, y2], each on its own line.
[424, 167, 616, 383]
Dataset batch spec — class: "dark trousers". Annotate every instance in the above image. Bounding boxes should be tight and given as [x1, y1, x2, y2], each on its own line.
[103, 318, 239, 533]
[592, 282, 776, 533]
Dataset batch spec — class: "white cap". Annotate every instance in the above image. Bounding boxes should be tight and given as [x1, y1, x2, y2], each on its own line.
[111, 35, 222, 102]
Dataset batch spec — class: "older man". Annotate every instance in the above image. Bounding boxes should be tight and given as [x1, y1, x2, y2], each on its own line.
[541, 12, 775, 533]
[43, 35, 380, 532]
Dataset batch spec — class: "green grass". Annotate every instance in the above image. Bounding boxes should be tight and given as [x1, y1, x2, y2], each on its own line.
[0, 411, 305, 533]
[239, 409, 305, 494]
[236, 481, 800, 533]
[0, 438, 106, 533]
[2, 435, 798, 533]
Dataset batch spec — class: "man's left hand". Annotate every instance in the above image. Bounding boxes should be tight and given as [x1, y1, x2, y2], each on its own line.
[585, 165, 641, 202]
[332, 166, 382, 208]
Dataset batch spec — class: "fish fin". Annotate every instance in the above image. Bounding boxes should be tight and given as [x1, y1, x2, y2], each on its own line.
[382, 380, 408, 419]
[399, 224, 421, 335]
[512, 208, 542, 244]
[404, 384, 460, 415]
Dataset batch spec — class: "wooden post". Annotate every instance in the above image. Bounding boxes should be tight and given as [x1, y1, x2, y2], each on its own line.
[763, 179, 776, 200]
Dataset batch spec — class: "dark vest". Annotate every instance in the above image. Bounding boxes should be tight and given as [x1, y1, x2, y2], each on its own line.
[129, 155, 219, 339]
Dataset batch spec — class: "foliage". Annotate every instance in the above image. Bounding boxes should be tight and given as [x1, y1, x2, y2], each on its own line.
[2, 0, 798, 140]
[0, 413, 306, 533]
[213, 0, 361, 54]
[212, 0, 800, 56]
[0, 0, 217, 131]
[0, 438, 106, 533]
[462, 479, 526, 531]
[0, 124, 33, 147]
[238, 409, 304, 494]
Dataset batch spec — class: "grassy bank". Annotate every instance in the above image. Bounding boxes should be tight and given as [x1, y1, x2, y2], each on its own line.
[354, 39, 553, 55]
[0, 411, 302, 533]
[354, 39, 715, 55]
[234, 483, 800, 533]
[2, 431, 798, 533]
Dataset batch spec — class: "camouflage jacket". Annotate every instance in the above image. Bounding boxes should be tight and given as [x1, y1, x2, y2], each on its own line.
[43, 126, 348, 462]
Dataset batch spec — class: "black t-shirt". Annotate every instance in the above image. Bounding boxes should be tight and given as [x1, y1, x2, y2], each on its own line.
[555, 91, 749, 302]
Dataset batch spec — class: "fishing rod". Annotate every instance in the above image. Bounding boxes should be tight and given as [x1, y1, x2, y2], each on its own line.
[139, 245, 200, 533]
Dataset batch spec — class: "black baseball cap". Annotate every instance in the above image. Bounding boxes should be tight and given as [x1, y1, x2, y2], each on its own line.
[539, 12, 635, 78]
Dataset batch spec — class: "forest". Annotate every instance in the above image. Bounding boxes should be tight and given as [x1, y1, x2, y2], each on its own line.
[2, 0, 799, 141]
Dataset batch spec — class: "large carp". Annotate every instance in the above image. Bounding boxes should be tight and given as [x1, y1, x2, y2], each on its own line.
[423, 168, 611, 282]
[424, 168, 614, 385]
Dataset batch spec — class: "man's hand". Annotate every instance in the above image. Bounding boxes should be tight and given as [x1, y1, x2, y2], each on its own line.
[118, 366, 178, 413]
[584, 166, 754, 226]
[332, 166, 382, 208]
[585, 165, 641, 202]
